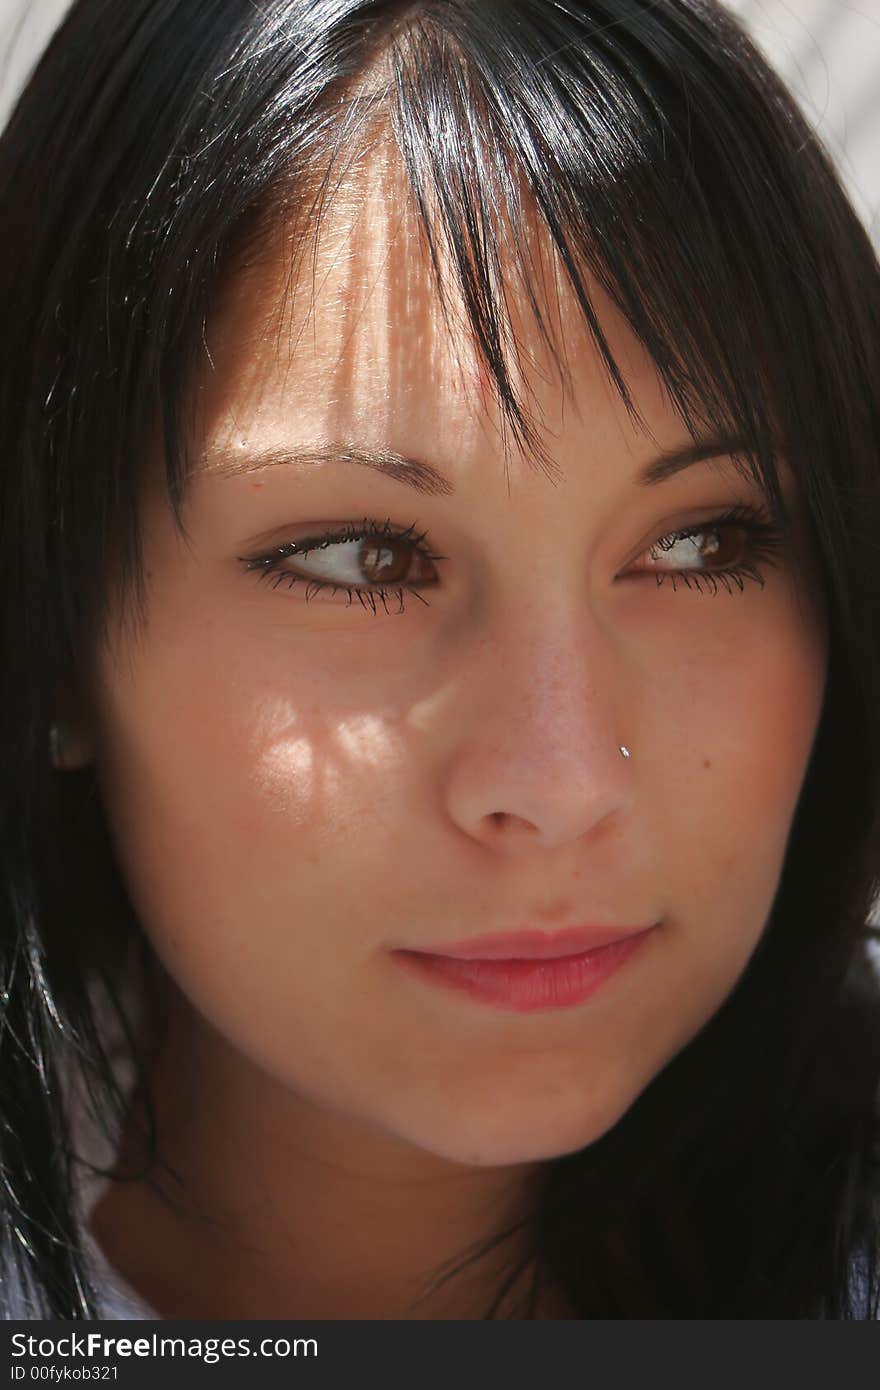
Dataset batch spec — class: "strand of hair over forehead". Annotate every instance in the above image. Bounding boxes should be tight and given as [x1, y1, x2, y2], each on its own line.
[361, 0, 787, 514]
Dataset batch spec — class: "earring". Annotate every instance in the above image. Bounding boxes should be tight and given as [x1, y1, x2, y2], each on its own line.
[619, 745, 631, 759]
[48, 720, 67, 769]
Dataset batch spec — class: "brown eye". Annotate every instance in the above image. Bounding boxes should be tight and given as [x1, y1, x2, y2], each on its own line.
[357, 537, 422, 586]
[238, 517, 444, 616]
[647, 521, 749, 572]
[626, 504, 785, 596]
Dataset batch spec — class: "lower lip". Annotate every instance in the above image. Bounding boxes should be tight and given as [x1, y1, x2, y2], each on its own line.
[391, 931, 653, 1013]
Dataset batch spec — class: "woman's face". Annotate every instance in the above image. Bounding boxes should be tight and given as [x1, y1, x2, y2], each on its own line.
[82, 148, 828, 1169]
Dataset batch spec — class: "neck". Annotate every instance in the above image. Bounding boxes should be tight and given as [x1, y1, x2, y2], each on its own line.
[90, 981, 555, 1319]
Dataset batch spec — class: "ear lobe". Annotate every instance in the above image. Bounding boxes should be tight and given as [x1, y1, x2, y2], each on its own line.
[48, 678, 98, 771]
[49, 716, 96, 771]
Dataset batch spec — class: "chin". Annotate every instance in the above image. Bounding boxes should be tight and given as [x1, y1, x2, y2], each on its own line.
[407, 1090, 639, 1169]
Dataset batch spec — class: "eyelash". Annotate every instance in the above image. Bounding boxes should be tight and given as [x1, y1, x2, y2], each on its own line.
[238, 518, 443, 616]
[237, 505, 785, 615]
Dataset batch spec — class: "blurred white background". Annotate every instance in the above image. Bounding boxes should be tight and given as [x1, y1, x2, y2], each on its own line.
[1, 0, 70, 129]
[724, 0, 880, 247]
[2, 1, 879, 249]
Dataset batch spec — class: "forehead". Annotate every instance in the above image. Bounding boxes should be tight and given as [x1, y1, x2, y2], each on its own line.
[196, 130, 667, 473]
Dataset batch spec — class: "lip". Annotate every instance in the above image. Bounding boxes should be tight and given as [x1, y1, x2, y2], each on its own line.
[405, 924, 653, 960]
[391, 923, 658, 1014]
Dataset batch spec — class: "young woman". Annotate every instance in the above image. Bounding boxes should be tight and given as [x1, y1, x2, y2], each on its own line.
[1, 0, 879, 1320]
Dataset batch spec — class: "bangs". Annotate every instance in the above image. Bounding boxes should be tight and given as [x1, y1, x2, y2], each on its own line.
[329, 0, 795, 526]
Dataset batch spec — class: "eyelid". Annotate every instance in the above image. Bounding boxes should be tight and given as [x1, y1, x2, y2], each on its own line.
[616, 496, 779, 569]
[238, 517, 439, 563]
[235, 497, 782, 579]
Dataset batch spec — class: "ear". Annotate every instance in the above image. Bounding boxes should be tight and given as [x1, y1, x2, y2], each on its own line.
[49, 679, 97, 771]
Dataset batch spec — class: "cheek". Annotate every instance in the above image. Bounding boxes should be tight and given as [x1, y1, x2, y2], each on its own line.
[90, 625, 419, 1001]
[90, 638, 456, 1149]
[642, 585, 827, 975]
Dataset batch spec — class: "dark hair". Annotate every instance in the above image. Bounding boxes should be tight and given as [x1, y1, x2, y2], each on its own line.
[1, 0, 879, 1319]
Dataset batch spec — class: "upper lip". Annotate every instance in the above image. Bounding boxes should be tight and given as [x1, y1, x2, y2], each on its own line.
[400, 924, 657, 961]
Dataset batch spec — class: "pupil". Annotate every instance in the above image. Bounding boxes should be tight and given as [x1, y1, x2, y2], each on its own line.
[362, 540, 408, 584]
[709, 526, 743, 567]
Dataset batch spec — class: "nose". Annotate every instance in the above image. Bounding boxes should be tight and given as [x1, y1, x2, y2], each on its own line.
[444, 606, 636, 853]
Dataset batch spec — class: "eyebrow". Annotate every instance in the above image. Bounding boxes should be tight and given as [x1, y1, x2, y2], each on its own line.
[203, 434, 760, 496]
[206, 442, 455, 496]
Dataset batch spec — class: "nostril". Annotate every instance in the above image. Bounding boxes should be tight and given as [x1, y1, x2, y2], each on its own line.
[488, 811, 538, 834]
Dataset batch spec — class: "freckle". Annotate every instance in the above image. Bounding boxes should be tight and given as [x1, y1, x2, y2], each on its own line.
[703, 758, 712, 769]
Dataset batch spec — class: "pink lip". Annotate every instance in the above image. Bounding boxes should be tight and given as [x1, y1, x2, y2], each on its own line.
[406, 925, 652, 960]
[391, 924, 657, 1013]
